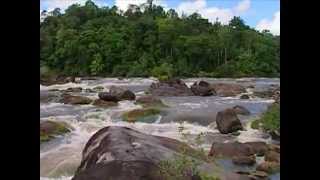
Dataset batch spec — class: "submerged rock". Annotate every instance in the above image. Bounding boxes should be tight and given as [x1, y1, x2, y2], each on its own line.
[40, 120, 70, 143]
[135, 95, 167, 107]
[216, 108, 243, 134]
[92, 99, 118, 108]
[60, 94, 92, 105]
[148, 78, 194, 96]
[191, 81, 216, 96]
[122, 108, 161, 123]
[92, 86, 104, 92]
[210, 83, 246, 97]
[65, 87, 82, 93]
[240, 94, 250, 99]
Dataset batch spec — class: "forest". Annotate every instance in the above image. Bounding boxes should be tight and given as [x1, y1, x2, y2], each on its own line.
[40, 0, 280, 78]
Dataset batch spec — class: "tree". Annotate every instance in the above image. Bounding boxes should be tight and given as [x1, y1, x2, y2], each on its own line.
[40, 2, 280, 78]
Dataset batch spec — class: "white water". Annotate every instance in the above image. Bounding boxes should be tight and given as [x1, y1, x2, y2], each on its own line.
[40, 77, 279, 180]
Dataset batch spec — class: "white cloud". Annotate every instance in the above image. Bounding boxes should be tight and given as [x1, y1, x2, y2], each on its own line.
[40, 0, 108, 11]
[256, 11, 280, 35]
[176, 0, 251, 24]
[115, 0, 167, 11]
[234, 0, 250, 14]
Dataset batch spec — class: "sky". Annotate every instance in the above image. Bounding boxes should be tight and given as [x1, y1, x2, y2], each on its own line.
[40, 0, 280, 35]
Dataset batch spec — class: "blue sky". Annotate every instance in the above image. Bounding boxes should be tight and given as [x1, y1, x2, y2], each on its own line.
[40, 0, 280, 35]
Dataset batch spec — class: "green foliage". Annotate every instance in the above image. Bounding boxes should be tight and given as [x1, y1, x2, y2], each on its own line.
[151, 62, 174, 80]
[41, 0, 280, 77]
[251, 103, 280, 131]
[157, 122, 219, 180]
[90, 54, 105, 75]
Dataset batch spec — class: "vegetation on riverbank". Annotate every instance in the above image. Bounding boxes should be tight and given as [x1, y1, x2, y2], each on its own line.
[40, 0, 279, 78]
[157, 122, 219, 180]
[251, 103, 280, 131]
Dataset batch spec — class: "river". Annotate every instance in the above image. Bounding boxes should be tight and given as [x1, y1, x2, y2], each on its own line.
[40, 77, 280, 180]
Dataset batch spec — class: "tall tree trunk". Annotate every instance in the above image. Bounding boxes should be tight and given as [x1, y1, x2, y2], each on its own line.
[224, 48, 227, 64]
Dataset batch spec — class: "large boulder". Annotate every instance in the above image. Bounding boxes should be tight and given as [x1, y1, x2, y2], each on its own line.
[232, 105, 250, 116]
[40, 120, 70, 143]
[109, 86, 136, 100]
[216, 109, 243, 134]
[148, 79, 194, 96]
[210, 83, 246, 97]
[190, 81, 216, 96]
[59, 94, 92, 105]
[72, 126, 207, 180]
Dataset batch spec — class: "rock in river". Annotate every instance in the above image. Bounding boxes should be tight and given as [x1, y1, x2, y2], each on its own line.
[109, 86, 136, 100]
[72, 126, 208, 180]
[40, 120, 71, 143]
[98, 92, 120, 102]
[135, 95, 166, 107]
[60, 94, 92, 105]
[148, 78, 194, 96]
[208, 141, 268, 158]
[191, 81, 216, 96]
[92, 99, 118, 108]
[216, 108, 243, 134]
[210, 83, 246, 97]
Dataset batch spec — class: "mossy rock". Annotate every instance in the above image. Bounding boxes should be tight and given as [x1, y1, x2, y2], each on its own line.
[122, 108, 161, 123]
[135, 96, 168, 108]
[40, 121, 71, 143]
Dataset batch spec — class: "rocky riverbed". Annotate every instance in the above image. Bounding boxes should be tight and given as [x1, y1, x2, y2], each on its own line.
[40, 77, 280, 180]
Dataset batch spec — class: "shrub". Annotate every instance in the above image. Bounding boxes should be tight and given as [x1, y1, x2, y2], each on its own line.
[251, 103, 280, 131]
[151, 62, 174, 81]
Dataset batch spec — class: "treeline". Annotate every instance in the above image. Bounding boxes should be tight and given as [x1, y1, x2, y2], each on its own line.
[40, 0, 280, 78]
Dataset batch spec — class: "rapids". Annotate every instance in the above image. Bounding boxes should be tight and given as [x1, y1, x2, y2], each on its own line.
[40, 77, 280, 180]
